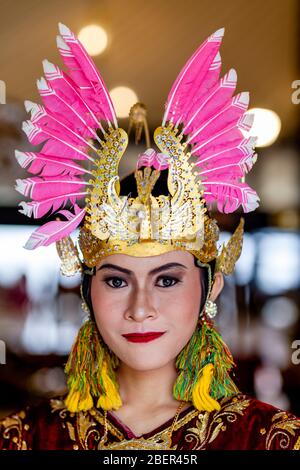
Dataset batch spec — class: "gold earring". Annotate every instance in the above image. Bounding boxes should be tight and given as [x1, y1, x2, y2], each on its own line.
[80, 284, 91, 315]
[205, 300, 218, 319]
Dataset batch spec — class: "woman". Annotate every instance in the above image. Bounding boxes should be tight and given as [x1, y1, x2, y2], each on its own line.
[1, 23, 299, 450]
[1, 249, 300, 450]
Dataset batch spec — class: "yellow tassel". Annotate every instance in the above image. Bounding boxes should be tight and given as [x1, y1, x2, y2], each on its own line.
[77, 389, 94, 412]
[65, 386, 94, 413]
[96, 359, 122, 411]
[65, 389, 81, 413]
[192, 363, 221, 412]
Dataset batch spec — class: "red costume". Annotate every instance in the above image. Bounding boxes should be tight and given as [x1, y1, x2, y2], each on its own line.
[1, 394, 300, 450]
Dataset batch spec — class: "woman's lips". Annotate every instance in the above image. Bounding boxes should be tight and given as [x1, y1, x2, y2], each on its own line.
[122, 332, 166, 343]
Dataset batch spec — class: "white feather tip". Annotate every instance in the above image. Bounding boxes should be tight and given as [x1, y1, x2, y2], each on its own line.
[56, 35, 70, 50]
[24, 100, 35, 112]
[210, 27, 225, 40]
[15, 150, 28, 166]
[58, 23, 71, 37]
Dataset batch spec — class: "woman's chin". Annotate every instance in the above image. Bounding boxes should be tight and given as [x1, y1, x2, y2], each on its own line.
[118, 354, 173, 372]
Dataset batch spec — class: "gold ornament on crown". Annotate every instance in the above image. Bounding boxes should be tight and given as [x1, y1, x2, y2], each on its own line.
[56, 119, 244, 276]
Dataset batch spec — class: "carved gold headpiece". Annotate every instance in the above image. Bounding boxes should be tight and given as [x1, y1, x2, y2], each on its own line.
[15, 25, 258, 277]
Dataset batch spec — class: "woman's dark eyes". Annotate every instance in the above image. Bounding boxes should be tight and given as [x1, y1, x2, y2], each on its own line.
[104, 277, 126, 288]
[156, 276, 180, 288]
[103, 276, 180, 289]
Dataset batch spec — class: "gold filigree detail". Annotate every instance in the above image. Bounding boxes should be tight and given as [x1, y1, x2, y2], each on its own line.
[49, 396, 300, 450]
[79, 122, 214, 268]
[85, 127, 128, 240]
[66, 422, 76, 442]
[50, 397, 198, 450]
[0, 410, 29, 450]
[77, 411, 101, 449]
[183, 395, 251, 450]
[135, 166, 160, 204]
[50, 397, 69, 420]
[294, 436, 300, 450]
[62, 119, 243, 274]
[56, 236, 82, 276]
[265, 411, 300, 450]
[95, 407, 199, 450]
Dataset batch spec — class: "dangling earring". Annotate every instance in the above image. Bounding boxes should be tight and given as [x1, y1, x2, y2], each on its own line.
[81, 297, 90, 315]
[65, 319, 122, 413]
[64, 287, 122, 413]
[205, 300, 218, 319]
[173, 316, 239, 412]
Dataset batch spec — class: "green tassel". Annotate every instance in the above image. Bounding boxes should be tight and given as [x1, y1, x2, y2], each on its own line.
[65, 319, 121, 412]
[173, 319, 239, 404]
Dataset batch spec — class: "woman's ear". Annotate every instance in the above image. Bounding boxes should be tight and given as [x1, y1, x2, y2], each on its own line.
[209, 272, 224, 302]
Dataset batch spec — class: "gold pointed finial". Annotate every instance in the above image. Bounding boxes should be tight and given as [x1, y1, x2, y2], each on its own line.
[55, 216, 82, 276]
[128, 102, 151, 148]
[215, 218, 244, 275]
[56, 236, 82, 276]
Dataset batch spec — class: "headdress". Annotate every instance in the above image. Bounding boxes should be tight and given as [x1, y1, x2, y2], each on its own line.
[15, 24, 258, 271]
[15, 24, 259, 414]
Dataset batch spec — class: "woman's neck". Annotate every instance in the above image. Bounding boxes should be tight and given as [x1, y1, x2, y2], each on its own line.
[116, 361, 180, 410]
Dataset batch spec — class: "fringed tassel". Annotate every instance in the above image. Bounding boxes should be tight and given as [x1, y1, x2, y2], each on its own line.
[96, 358, 122, 410]
[64, 319, 122, 412]
[174, 318, 239, 412]
[192, 363, 221, 412]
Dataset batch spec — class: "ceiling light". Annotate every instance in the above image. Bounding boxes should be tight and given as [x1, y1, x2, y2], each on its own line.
[78, 24, 108, 56]
[242, 107, 281, 147]
[109, 86, 138, 118]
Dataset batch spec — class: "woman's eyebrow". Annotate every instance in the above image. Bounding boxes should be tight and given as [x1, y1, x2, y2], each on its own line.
[97, 262, 187, 276]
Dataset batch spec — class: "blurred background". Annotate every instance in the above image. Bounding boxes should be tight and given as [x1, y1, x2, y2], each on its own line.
[0, 0, 299, 418]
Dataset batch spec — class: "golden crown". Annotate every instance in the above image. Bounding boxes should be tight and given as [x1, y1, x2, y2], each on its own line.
[14, 25, 258, 277]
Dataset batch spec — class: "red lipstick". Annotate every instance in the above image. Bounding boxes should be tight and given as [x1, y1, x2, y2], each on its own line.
[122, 332, 165, 343]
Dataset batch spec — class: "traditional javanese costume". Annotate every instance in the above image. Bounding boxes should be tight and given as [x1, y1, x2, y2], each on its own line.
[1, 24, 299, 451]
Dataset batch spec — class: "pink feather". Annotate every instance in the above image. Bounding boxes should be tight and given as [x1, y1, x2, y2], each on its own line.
[195, 137, 257, 174]
[15, 150, 90, 177]
[203, 182, 259, 213]
[24, 205, 86, 249]
[191, 114, 254, 155]
[19, 191, 88, 218]
[15, 175, 87, 200]
[187, 92, 249, 146]
[183, 68, 237, 135]
[16, 22, 121, 251]
[58, 23, 117, 127]
[163, 28, 224, 126]
[22, 121, 93, 161]
[160, 27, 259, 215]
[57, 36, 109, 125]
[36, 77, 98, 141]
[42, 60, 105, 133]
[25, 101, 98, 154]
[137, 148, 170, 170]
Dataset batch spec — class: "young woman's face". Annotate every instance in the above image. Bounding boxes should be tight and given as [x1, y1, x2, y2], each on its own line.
[91, 250, 203, 371]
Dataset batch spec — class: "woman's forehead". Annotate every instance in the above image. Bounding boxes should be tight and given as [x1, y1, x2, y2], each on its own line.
[96, 250, 195, 271]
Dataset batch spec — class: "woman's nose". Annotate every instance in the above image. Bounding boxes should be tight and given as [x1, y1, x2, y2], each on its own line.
[124, 287, 158, 322]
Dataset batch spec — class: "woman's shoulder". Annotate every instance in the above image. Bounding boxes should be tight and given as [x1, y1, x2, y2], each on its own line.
[183, 393, 300, 450]
[0, 394, 78, 450]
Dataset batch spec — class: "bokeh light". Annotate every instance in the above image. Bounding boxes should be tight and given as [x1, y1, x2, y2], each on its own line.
[78, 24, 108, 56]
